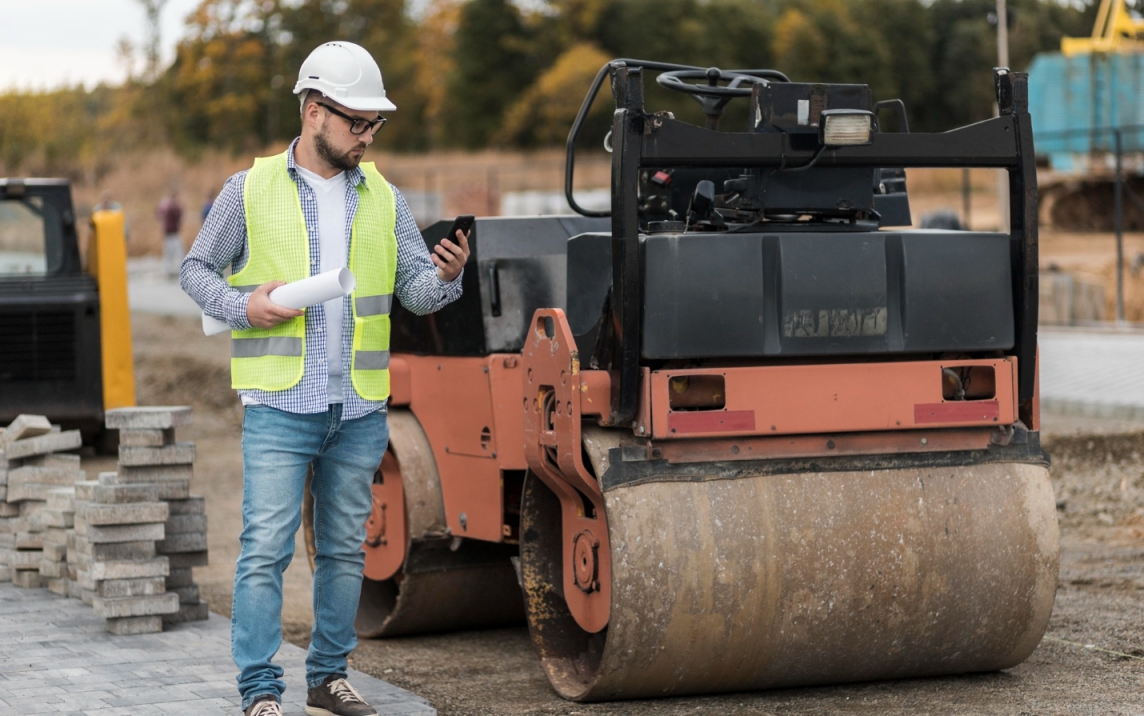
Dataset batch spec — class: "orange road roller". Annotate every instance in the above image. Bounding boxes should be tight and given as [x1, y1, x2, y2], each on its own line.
[304, 60, 1057, 701]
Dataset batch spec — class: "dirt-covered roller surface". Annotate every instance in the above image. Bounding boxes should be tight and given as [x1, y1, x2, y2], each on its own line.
[124, 314, 1144, 716]
[521, 460, 1058, 701]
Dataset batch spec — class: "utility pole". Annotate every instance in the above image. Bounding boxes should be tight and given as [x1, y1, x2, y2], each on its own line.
[995, 0, 1011, 231]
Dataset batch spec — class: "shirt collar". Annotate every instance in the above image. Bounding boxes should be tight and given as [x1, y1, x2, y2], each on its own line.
[286, 137, 367, 189]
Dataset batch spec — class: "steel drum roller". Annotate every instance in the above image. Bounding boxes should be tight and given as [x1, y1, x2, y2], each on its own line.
[521, 460, 1057, 701]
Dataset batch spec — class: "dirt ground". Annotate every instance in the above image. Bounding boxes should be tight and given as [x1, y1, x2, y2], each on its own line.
[97, 313, 1144, 716]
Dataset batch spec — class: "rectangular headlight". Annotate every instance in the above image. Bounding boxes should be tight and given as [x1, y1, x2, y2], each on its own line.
[820, 110, 875, 146]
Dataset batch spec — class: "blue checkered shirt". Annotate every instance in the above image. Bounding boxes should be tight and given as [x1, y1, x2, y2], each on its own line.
[180, 138, 462, 419]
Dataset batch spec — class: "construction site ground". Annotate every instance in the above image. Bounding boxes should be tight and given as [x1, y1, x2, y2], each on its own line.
[71, 309, 1144, 716]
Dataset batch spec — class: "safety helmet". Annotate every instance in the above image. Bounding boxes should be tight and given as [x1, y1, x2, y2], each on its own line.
[293, 41, 397, 112]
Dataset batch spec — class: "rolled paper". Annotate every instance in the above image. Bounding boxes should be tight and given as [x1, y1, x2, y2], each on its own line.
[202, 268, 357, 336]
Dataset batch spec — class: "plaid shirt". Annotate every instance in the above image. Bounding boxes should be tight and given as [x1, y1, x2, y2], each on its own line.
[180, 138, 462, 419]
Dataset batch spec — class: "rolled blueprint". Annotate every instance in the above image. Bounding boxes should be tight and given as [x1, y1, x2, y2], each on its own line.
[201, 268, 356, 336]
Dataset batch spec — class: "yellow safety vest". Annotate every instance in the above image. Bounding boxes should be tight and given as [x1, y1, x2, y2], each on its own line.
[229, 151, 397, 400]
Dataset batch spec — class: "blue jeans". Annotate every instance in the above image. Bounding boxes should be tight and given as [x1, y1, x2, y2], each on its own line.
[232, 403, 388, 709]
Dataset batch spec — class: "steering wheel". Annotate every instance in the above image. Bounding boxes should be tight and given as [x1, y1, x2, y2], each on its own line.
[657, 68, 790, 128]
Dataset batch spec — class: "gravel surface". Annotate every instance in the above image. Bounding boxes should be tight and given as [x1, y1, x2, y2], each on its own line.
[104, 314, 1144, 716]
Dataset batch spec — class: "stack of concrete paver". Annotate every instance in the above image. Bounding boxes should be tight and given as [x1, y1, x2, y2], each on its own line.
[40, 487, 76, 595]
[72, 471, 178, 634]
[0, 415, 84, 589]
[105, 406, 209, 627]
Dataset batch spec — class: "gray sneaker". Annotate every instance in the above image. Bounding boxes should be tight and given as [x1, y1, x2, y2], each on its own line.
[244, 695, 282, 716]
[305, 676, 378, 716]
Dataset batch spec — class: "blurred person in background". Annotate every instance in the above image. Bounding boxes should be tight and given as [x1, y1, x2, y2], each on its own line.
[157, 189, 184, 278]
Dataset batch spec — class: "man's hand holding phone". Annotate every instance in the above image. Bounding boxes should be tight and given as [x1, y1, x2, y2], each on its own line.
[433, 215, 473, 282]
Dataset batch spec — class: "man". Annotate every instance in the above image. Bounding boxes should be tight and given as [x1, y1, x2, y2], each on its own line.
[157, 189, 183, 278]
[181, 41, 469, 716]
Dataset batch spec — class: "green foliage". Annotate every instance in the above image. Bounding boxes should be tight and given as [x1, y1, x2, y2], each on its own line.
[0, 0, 1100, 169]
[442, 0, 542, 148]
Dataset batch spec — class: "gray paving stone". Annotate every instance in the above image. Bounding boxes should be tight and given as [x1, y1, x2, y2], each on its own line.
[38, 510, 74, 528]
[155, 480, 191, 501]
[43, 526, 69, 546]
[97, 577, 167, 598]
[5, 430, 82, 460]
[156, 532, 207, 554]
[8, 482, 68, 503]
[106, 615, 164, 635]
[8, 465, 85, 491]
[78, 481, 160, 504]
[19, 500, 47, 517]
[0, 414, 53, 448]
[164, 515, 207, 534]
[162, 601, 209, 624]
[11, 549, 42, 569]
[165, 568, 194, 588]
[15, 531, 42, 549]
[75, 521, 164, 544]
[118, 428, 175, 447]
[39, 560, 66, 578]
[165, 551, 208, 569]
[165, 497, 205, 516]
[93, 592, 179, 618]
[116, 464, 194, 484]
[77, 501, 169, 526]
[118, 443, 196, 467]
[22, 453, 81, 469]
[12, 570, 43, 588]
[105, 407, 193, 431]
[77, 539, 157, 561]
[46, 487, 76, 511]
[171, 584, 199, 604]
[0, 583, 434, 713]
[84, 557, 169, 583]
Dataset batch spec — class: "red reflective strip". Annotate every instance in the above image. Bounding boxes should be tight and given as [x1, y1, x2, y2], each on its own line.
[667, 410, 756, 434]
[914, 400, 1000, 424]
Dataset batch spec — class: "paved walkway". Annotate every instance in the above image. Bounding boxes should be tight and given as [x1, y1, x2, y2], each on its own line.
[0, 584, 435, 716]
[1041, 328, 1144, 420]
[127, 258, 201, 317]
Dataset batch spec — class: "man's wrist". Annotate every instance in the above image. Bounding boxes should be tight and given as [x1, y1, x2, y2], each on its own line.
[227, 290, 254, 330]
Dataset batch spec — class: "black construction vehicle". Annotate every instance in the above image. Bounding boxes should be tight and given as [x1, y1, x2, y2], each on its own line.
[0, 178, 135, 440]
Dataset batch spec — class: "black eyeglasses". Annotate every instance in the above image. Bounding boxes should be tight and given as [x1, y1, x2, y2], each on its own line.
[316, 102, 387, 136]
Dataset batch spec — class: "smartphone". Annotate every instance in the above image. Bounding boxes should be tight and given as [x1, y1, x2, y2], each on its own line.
[446, 214, 475, 243]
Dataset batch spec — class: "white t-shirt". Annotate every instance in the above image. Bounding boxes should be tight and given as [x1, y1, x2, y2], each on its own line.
[296, 165, 349, 404]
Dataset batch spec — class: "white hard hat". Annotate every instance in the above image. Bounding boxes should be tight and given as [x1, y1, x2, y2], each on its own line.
[293, 41, 397, 112]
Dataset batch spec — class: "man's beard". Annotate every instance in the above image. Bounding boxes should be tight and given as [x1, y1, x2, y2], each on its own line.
[314, 124, 365, 171]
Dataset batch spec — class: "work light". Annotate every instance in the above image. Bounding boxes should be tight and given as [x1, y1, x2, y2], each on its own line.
[820, 110, 875, 146]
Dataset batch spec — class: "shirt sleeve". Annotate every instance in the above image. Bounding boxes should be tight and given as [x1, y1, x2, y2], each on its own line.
[391, 185, 464, 316]
[179, 172, 253, 330]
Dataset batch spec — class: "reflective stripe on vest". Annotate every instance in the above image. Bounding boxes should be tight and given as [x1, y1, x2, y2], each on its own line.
[227, 151, 397, 399]
[354, 350, 391, 370]
[232, 337, 303, 358]
[355, 294, 392, 317]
